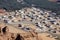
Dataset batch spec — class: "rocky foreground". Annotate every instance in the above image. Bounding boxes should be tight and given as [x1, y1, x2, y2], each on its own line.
[0, 7, 60, 40]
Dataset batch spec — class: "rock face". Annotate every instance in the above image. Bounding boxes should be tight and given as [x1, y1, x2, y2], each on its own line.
[0, 22, 39, 40]
[0, 24, 56, 40]
[0, 17, 56, 40]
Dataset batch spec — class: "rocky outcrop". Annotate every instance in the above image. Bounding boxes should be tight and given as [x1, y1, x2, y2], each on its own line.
[0, 23, 38, 40]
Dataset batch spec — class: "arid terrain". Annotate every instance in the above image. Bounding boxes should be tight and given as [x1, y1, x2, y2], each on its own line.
[0, 7, 60, 40]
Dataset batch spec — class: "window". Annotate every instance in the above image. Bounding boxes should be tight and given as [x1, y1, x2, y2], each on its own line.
[50, 21, 55, 24]
[53, 31, 56, 33]
[47, 18, 50, 20]
[4, 20, 8, 23]
[26, 28, 30, 30]
[56, 23, 59, 25]
[18, 24, 22, 27]
[42, 22, 45, 24]
[8, 16, 13, 19]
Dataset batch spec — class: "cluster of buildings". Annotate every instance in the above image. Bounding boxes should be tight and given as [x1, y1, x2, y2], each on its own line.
[0, 7, 60, 34]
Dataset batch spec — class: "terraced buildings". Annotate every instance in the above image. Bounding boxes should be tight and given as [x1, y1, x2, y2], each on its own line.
[0, 7, 60, 40]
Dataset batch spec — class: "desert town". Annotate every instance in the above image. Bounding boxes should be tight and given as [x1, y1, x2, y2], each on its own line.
[0, 7, 60, 40]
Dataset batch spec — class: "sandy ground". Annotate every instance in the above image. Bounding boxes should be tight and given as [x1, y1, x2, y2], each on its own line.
[0, 21, 56, 40]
